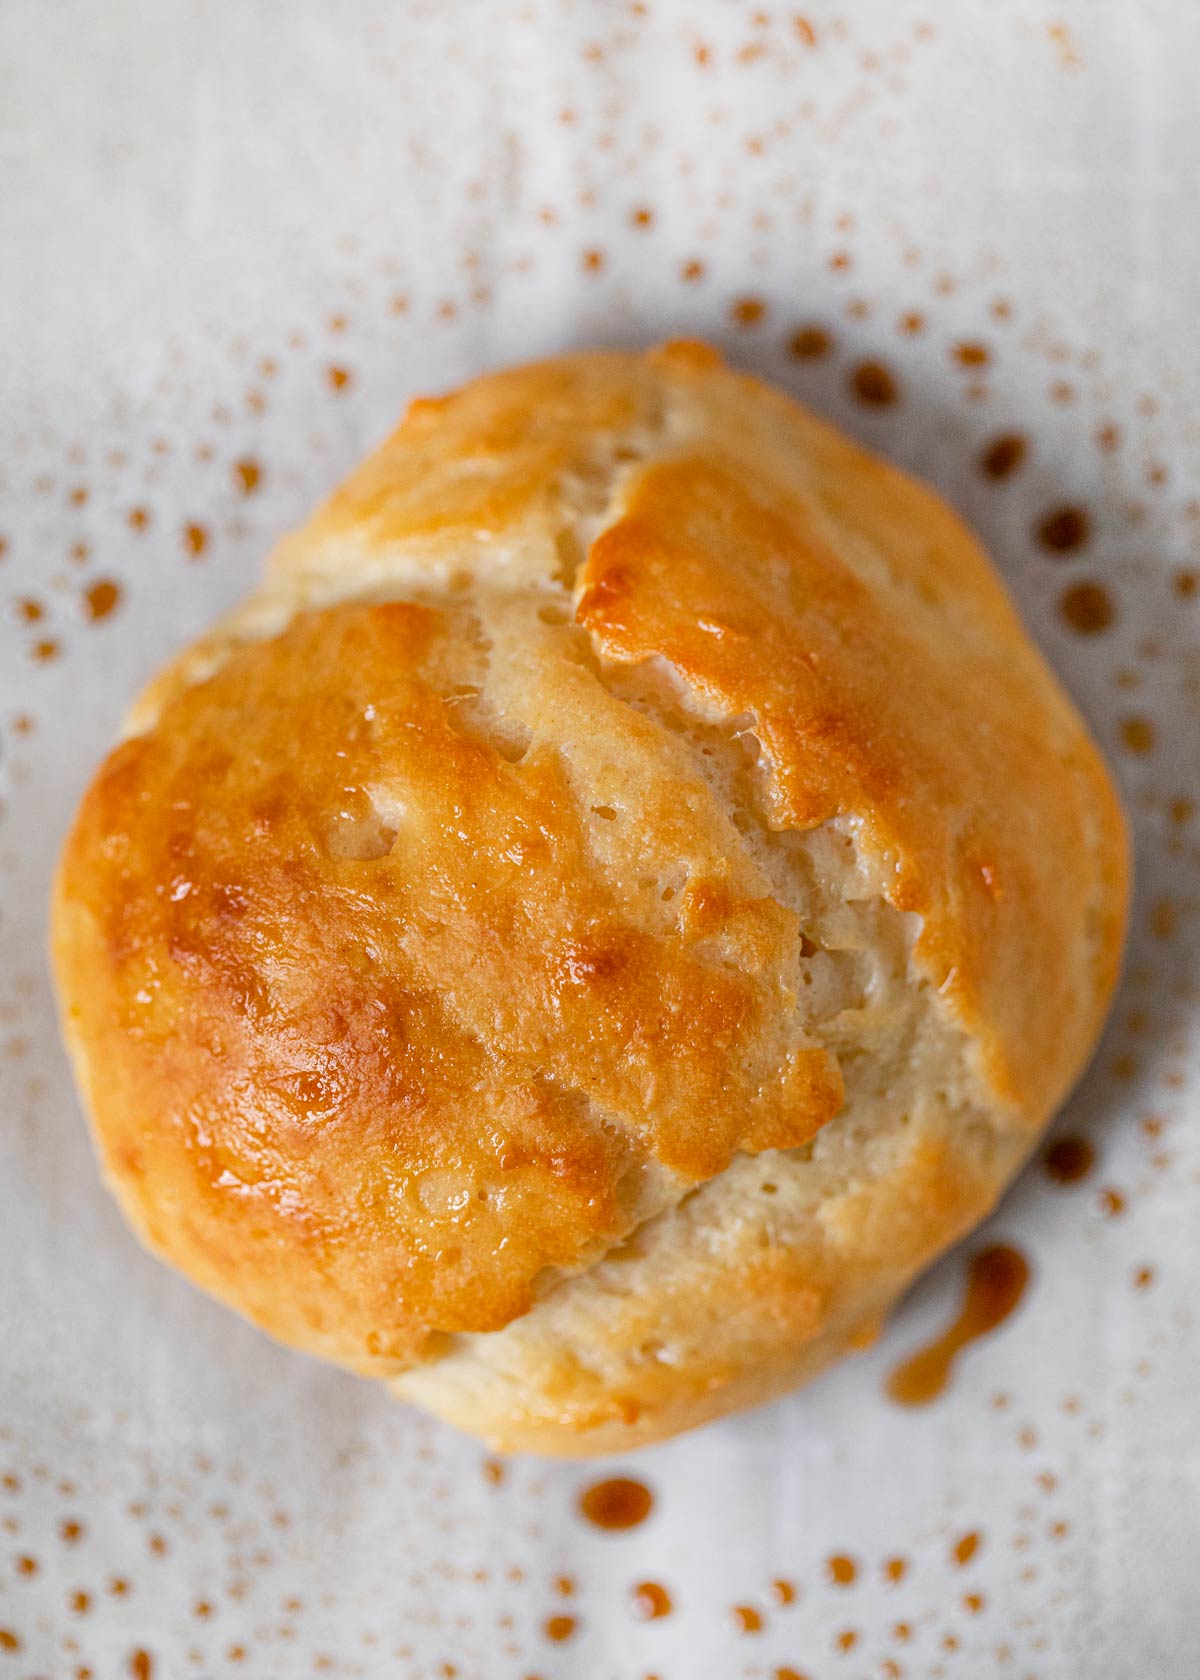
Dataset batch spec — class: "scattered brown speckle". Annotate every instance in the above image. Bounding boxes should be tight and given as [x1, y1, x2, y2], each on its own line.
[1174, 568, 1198, 598]
[631, 1581, 673, 1620]
[327, 366, 352, 392]
[1133, 1265, 1156, 1289]
[732, 296, 767, 328]
[826, 1554, 857, 1586]
[732, 1605, 763, 1634]
[1036, 505, 1090, 554]
[233, 459, 261, 496]
[953, 341, 990, 367]
[768, 1578, 796, 1605]
[835, 1628, 858, 1652]
[182, 522, 209, 558]
[1120, 716, 1156, 755]
[0, 1630, 20, 1653]
[59, 1519, 84, 1544]
[127, 506, 150, 532]
[850, 361, 898, 406]
[15, 1553, 38, 1576]
[788, 325, 833, 360]
[681, 258, 706, 282]
[81, 579, 122, 623]
[1060, 581, 1114, 634]
[953, 1531, 982, 1567]
[1093, 1187, 1127, 1218]
[579, 1477, 653, 1530]
[883, 1556, 908, 1585]
[543, 1614, 577, 1642]
[1150, 900, 1177, 940]
[581, 249, 605, 274]
[129, 1652, 154, 1680]
[1043, 1135, 1096, 1185]
[630, 206, 654, 228]
[979, 433, 1027, 480]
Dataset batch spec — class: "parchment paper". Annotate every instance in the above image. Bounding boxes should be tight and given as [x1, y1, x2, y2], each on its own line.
[2, 3, 1198, 1674]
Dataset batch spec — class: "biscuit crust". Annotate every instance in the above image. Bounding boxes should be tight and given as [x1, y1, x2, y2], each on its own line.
[52, 344, 1128, 1451]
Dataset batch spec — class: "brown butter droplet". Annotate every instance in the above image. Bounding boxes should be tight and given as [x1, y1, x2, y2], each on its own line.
[631, 1581, 672, 1620]
[234, 459, 262, 496]
[979, 433, 1027, 480]
[850, 361, 898, 406]
[1036, 504, 1090, 553]
[788, 325, 833, 360]
[1042, 1135, 1095, 1185]
[579, 1477, 653, 1530]
[183, 523, 209, 558]
[732, 296, 767, 327]
[82, 579, 122, 623]
[887, 1245, 1030, 1406]
[826, 1554, 857, 1586]
[1119, 715, 1155, 755]
[1060, 581, 1114, 634]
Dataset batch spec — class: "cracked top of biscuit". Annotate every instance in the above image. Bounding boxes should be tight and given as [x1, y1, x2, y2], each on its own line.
[51, 344, 1128, 1390]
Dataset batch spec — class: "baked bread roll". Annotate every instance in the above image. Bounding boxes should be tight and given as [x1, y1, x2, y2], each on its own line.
[52, 343, 1128, 1454]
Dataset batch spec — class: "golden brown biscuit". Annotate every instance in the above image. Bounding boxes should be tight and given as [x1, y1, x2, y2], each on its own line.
[52, 344, 1129, 1453]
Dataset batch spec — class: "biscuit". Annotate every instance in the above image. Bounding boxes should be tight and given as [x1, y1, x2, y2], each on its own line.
[52, 344, 1129, 1453]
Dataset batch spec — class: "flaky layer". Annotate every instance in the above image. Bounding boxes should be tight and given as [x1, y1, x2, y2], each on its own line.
[52, 344, 1128, 1449]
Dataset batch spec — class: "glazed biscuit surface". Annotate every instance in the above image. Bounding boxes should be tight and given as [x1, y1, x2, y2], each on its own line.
[53, 344, 1128, 1449]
